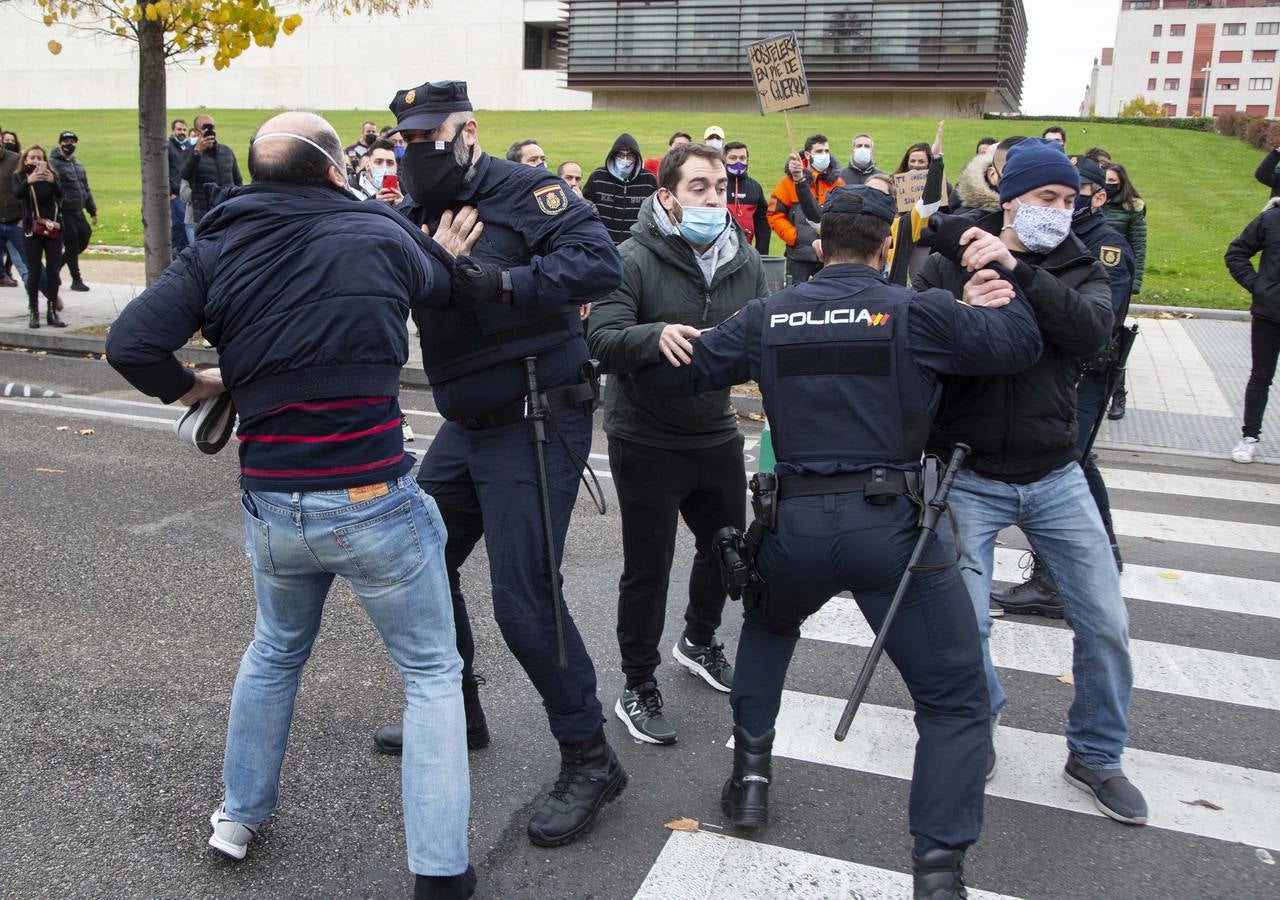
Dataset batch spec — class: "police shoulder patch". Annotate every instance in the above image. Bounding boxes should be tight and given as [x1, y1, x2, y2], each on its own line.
[533, 183, 568, 216]
[1099, 245, 1121, 267]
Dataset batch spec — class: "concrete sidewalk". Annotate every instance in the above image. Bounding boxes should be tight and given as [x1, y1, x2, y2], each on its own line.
[2, 281, 1276, 465]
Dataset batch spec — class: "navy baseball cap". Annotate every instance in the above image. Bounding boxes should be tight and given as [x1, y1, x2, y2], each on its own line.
[821, 185, 897, 224]
[389, 81, 474, 133]
[59, 131, 78, 142]
[1075, 157, 1108, 191]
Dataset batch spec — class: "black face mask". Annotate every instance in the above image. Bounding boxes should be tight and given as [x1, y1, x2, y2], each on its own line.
[3, 142, 17, 153]
[363, 133, 377, 147]
[60, 143, 76, 156]
[1073, 191, 1097, 222]
[401, 133, 470, 219]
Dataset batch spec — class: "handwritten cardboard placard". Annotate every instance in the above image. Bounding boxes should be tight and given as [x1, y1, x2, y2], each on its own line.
[747, 32, 810, 115]
[894, 170, 929, 214]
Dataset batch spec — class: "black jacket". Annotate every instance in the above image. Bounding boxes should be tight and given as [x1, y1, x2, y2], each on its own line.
[914, 212, 1114, 483]
[105, 182, 451, 414]
[181, 142, 244, 223]
[167, 136, 189, 196]
[49, 150, 95, 216]
[1225, 200, 1280, 325]
[583, 133, 658, 245]
[837, 160, 886, 186]
[0, 148, 23, 224]
[1073, 210, 1134, 323]
[1255, 148, 1280, 199]
[11, 169, 63, 230]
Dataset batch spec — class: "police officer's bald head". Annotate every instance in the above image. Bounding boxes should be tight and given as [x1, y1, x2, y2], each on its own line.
[249, 111, 347, 189]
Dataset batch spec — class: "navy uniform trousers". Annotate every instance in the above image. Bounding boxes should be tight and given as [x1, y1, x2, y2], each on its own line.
[419, 406, 604, 743]
[731, 488, 989, 854]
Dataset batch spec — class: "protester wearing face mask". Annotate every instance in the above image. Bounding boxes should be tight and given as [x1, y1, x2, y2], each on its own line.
[587, 141, 766, 748]
[703, 125, 725, 153]
[583, 132, 658, 245]
[355, 139, 404, 206]
[914, 140, 1147, 831]
[48, 131, 97, 293]
[838, 133, 884, 186]
[768, 133, 844, 285]
[11, 145, 64, 327]
[723, 141, 769, 254]
[344, 120, 380, 171]
[0, 127, 29, 290]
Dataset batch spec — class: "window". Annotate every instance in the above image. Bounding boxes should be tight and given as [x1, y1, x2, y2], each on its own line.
[1168, 51, 1184, 64]
[1254, 50, 1277, 63]
[1223, 23, 1246, 36]
[523, 23, 567, 70]
[1250, 77, 1275, 90]
[1165, 78, 1181, 91]
[1148, 77, 1158, 90]
[1164, 103, 1178, 117]
[1129, 0, 1156, 8]
[1213, 105, 1238, 116]
[1220, 50, 1243, 63]
[1247, 104, 1272, 116]
[1153, 24, 1163, 36]
[1216, 78, 1240, 91]
[1258, 23, 1280, 36]
[1151, 51, 1160, 64]
[1171, 24, 1186, 37]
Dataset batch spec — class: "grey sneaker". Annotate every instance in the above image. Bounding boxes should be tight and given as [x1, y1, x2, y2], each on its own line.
[673, 635, 733, 692]
[1063, 755, 1148, 825]
[614, 681, 676, 745]
[208, 804, 260, 860]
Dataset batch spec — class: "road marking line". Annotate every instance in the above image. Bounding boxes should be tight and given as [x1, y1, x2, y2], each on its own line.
[993, 547, 1280, 619]
[762, 692, 1280, 849]
[1112, 509, 1280, 554]
[635, 830, 1023, 900]
[0, 398, 174, 425]
[1100, 468, 1280, 506]
[803, 598, 1280, 710]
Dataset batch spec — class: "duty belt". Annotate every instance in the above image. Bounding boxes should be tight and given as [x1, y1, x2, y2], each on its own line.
[777, 467, 918, 503]
[459, 380, 596, 431]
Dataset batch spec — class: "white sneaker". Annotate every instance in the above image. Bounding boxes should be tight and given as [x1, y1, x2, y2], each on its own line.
[1231, 437, 1259, 464]
[401, 415, 415, 442]
[208, 804, 259, 860]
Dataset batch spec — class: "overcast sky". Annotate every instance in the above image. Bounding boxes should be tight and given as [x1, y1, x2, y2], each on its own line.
[1021, 0, 1121, 115]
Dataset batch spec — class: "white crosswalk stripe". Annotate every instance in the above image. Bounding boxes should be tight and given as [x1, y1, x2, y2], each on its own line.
[1111, 509, 1280, 554]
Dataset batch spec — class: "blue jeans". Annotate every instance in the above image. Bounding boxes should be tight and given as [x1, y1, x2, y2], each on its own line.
[946, 463, 1133, 769]
[223, 475, 469, 876]
[0, 221, 28, 280]
[169, 197, 189, 257]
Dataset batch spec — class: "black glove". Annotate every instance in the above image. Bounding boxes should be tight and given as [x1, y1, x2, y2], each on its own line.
[917, 213, 975, 266]
[452, 256, 508, 308]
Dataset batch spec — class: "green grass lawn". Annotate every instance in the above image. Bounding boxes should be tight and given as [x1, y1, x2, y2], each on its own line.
[0, 107, 1266, 309]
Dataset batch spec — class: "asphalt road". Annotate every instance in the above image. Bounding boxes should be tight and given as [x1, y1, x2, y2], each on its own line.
[1, 350, 1277, 900]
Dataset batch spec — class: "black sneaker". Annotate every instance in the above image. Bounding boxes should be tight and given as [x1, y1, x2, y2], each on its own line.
[1063, 755, 1148, 824]
[614, 681, 676, 745]
[70, 279, 90, 292]
[527, 728, 627, 847]
[992, 552, 1063, 618]
[672, 635, 733, 692]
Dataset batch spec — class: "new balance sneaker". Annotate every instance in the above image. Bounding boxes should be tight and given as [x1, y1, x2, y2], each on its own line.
[673, 635, 733, 692]
[1063, 754, 1148, 825]
[615, 681, 676, 745]
[208, 804, 259, 860]
[1232, 436, 1259, 464]
[401, 415, 415, 442]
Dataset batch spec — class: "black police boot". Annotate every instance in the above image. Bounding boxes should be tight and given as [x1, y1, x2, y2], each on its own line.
[912, 848, 968, 900]
[28, 295, 40, 329]
[46, 301, 66, 328]
[721, 726, 774, 829]
[1107, 390, 1127, 420]
[373, 675, 491, 754]
[991, 553, 1063, 618]
[414, 865, 476, 900]
[526, 727, 628, 847]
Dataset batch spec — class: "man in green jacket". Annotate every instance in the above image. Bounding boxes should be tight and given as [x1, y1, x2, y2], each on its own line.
[587, 141, 767, 746]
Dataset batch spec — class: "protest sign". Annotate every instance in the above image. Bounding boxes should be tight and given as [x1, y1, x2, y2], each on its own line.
[894, 170, 929, 214]
[747, 32, 810, 115]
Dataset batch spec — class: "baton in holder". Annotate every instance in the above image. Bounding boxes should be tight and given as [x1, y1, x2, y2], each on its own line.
[524, 356, 569, 669]
[833, 443, 970, 741]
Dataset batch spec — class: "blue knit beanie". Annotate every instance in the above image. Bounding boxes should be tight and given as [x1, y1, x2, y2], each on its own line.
[998, 138, 1080, 203]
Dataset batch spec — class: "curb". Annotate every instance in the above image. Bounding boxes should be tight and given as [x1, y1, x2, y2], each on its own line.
[1130, 303, 1250, 322]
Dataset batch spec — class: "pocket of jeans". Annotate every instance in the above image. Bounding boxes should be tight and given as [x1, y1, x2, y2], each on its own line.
[242, 497, 275, 575]
[334, 499, 424, 585]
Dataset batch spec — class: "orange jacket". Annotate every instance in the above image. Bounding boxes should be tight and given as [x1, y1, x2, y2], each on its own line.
[768, 170, 844, 261]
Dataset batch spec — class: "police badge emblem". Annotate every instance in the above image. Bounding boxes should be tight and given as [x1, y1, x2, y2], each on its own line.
[404, 88, 416, 106]
[1100, 245, 1121, 267]
[534, 184, 568, 216]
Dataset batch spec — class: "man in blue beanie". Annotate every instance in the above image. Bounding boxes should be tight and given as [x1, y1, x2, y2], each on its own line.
[913, 138, 1147, 825]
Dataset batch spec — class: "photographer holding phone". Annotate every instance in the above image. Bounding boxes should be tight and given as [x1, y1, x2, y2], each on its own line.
[355, 139, 403, 205]
[181, 115, 243, 225]
[10, 145, 65, 328]
[767, 133, 844, 285]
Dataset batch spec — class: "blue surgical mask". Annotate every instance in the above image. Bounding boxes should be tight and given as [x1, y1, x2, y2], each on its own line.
[393, 144, 406, 160]
[371, 167, 394, 189]
[810, 152, 831, 173]
[671, 200, 728, 245]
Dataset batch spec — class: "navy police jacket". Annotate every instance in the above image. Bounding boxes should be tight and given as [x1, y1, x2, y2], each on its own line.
[1073, 210, 1135, 324]
[398, 153, 623, 419]
[638, 263, 1043, 475]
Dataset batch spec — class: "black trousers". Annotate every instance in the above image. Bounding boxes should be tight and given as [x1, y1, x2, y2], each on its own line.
[59, 209, 90, 281]
[1244, 315, 1280, 439]
[731, 491, 988, 855]
[609, 434, 747, 689]
[23, 233, 62, 308]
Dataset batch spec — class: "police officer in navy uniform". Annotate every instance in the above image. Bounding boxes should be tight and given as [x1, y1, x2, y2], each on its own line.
[637, 185, 1044, 900]
[371, 80, 628, 848]
[992, 156, 1135, 615]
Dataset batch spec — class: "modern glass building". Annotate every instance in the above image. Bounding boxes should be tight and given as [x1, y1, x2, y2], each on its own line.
[564, 0, 1028, 115]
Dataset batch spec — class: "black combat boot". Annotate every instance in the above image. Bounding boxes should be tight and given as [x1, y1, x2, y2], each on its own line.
[374, 674, 491, 754]
[28, 294, 40, 329]
[526, 727, 627, 847]
[1107, 390, 1127, 420]
[721, 726, 774, 829]
[46, 301, 66, 328]
[413, 865, 476, 899]
[991, 552, 1063, 618]
[913, 848, 968, 900]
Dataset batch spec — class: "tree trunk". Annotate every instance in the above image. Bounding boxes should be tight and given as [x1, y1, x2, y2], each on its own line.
[137, 18, 170, 285]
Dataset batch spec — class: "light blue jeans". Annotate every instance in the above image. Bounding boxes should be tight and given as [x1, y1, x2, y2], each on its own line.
[222, 475, 469, 876]
[0, 221, 28, 280]
[946, 463, 1133, 769]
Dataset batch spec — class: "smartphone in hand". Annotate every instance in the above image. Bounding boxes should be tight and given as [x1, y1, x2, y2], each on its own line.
[381, 174, 399, 193]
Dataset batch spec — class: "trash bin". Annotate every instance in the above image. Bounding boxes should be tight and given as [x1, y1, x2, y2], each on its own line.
[761, 257, 787, 296]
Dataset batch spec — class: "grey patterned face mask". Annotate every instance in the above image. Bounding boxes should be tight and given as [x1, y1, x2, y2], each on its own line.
[1010, 202, 1072, 253]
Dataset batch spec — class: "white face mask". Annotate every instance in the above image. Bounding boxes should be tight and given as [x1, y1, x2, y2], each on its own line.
[706, 139, 724, 151]
[1010, 202, 1073, 254]
[852, 147, 873, 167]
[252, 131, 347, 175]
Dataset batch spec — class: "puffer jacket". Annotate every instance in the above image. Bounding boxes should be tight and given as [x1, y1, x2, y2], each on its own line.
[915, 212, 1114, 483]
[1225, 198, 1280, 325]
[48, 150, 96, 216]
[588, 193, 767, 449]
[767, 162, 843, 263]
[1103, 198, 1147, 293]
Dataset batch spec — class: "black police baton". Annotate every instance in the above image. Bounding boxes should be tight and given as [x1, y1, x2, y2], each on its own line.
[834, 443, 970, 741]
[524, 356, 569, 669]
